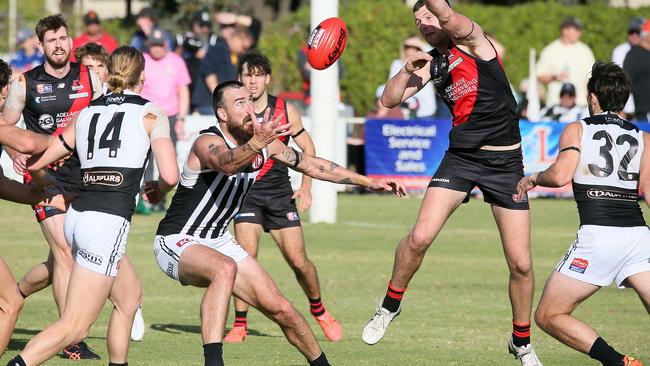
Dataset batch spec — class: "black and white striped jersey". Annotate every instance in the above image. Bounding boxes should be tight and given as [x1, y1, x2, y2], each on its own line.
[572, 113, 646, 227]
[72, 92, 153, 220]
[156, 125, 268, 239]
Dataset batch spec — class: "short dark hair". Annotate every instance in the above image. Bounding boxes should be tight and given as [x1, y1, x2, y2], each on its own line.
[74, 42, 109, 65]
[35, 14, 69, 42]
[587, 61, 631, 113]
[413, 0, 450, 12]
[213, 80, 246, 112]
[0, 59, 11, 90]
[237, 49, 272, 76]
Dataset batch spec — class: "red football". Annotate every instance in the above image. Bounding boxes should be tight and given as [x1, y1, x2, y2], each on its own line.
[306, 17, 347, 70]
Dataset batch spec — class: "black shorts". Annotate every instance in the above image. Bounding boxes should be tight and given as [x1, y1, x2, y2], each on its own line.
[32, 186, 78, 222]
[233, 186, 302, 231]
[428, 148, 529, 210]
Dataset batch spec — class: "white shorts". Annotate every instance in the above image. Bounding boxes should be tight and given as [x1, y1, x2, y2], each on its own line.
[153, 231, 248, 283]
[64, 207, 130, 277]
[556, 225, 650, 287]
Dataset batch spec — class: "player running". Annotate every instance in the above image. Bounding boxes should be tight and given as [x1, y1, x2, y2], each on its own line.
[515, 62, 648, 366]
[223, 49, 341, 343]
[3, 45, 179, 366]
[153, 80, 405, 366]
[0, 15, 103, 359]
[362, 1, 542, 365]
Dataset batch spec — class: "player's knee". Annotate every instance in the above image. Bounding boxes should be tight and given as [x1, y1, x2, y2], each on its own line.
[210, 256, 237, 283]
[287, 256, 308, 273]
[50, 244, 73, 264]
[268, 297, 297, 324]
[534, 306, 550, 331]
[508, 259, 533, 278]
[0, 287, 24, 316]
[407, 231, 433, 253]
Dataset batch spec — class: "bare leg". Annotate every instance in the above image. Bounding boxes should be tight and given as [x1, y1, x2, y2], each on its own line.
[269, 226, 321, 299]
[624, 271, 650, 314]
[232, 222, 263, 314]
[232, 256, 322, 361]
[492, 206, 535, 325]
[534, 271, 600, 353]
[107, 256, 141, 363]
[0, 257, 23, 355]
[18, 264, 113, 365]
[17, 256, 52, 298]
[179, 245, 237, 344]
[390, 187, 466, 288]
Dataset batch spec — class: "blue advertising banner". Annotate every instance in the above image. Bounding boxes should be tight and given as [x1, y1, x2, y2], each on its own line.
[366, 119, 650, 193]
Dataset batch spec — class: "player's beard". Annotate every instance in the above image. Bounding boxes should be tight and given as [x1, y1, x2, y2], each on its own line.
[46, 48, 70, 69]
[227, 116, 254, 145]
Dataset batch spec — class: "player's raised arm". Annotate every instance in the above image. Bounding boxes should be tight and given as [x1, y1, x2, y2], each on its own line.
[269, 141, 406, 197]
[423, 0, 494, 59]
[0, 74, 27, 126]
[287, 103, 315, 211]
[194, 108, 290, 175]
[514, 122, 582, 201]
[382, 52, 432, 108]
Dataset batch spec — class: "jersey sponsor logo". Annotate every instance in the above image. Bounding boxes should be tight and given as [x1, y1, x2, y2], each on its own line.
[235, 212, 255, 218]
[82, 171, 124, 186]
[105, 95, 126, 104]
[69, 92, 89, 99]
[34, 95, 56, 104]
[71, 79, 84, 91]
[251, 154, 264, 170]
[78, 247, 103, 265]
[569, 258, 588, 274]
[58, 83, 66, 89]
[55, 112, 74, 128]
[430, 177, 450, 183]
[38, 114, 55, 129]
[167, 262, 174, 277]
[431, 53, 449, 85]
[175, 238, 193, 248]
[444, 77, 478, 102]
[36, 83, 53, 94]
[586, 188, 637, 201]
[447, 55, 464, 72]
[287, 212, 299, 221]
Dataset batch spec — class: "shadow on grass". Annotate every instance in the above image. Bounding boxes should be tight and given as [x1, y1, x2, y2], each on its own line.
[150, 324, 275, 338]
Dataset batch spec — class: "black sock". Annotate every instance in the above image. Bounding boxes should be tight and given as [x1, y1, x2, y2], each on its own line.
[381, 282, 406, 313]
[308, 352, 330, 366]
[588, 337, 625, 366]
[512, 321, 531, 347]
[6, 355, 26, 366]
[233, 310, 247, 328]
[108, 363, 128, 366]
[203, 342, 223, 366]
[309, 297, 325, 317]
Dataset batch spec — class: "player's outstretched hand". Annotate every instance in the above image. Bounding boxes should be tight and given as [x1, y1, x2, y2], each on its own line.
[249, 108, 292, 148]
[369, 178, 408, 197]
[292, 185, 312, 212]
[513, 175, 535, 203]
[404, 51, 433, 74]
[142, 180, 165, 204]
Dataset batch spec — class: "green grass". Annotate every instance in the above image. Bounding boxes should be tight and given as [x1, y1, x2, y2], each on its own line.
[0, 195, 648, 365]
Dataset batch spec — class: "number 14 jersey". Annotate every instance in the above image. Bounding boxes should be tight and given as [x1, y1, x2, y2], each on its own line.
[573, 113, 645, 227]
[73, 92, 156, 220]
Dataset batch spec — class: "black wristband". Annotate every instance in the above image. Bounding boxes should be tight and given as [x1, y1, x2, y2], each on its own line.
[58, 134, 74, 152]
[291, 128, 306, 138]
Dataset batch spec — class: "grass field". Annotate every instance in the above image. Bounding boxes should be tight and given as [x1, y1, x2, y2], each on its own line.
[0, 195, 648, 365]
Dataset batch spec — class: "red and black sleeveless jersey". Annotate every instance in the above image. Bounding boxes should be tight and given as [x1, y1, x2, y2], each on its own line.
[428, 41, 520, 149]
[23, 62, 94, 187]
[251, 95, 292, 190]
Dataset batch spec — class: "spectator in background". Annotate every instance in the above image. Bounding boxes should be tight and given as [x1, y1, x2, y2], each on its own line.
[73, 42, 109, 82]
[192, 26, 251, 115]
[537, 16, 595, 107]
[71, 11, 118, 60]
[612, 17, 645, 67]
[388, 35, 436, 119]
[540, 83, 587, 123]
[367, 85, 405, 120]
[216, 11, 262, 47]
[179, 10, 218, 99]
[9, 28, 44, 74]
[624, 19, 650, 121]
[129, 7, 175, 53]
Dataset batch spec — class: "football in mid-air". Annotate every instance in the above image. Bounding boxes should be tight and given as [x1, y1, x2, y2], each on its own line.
[306, 17, 347, 70]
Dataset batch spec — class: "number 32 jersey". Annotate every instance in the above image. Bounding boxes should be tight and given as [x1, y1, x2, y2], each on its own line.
[573, 113, 645, 227]
[73, 92, 155, 220]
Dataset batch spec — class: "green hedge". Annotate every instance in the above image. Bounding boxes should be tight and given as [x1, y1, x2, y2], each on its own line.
[259, 1, 650, 116]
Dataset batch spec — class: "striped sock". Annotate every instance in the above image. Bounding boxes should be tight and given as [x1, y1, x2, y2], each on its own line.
[309, 297, 325, 317]
[381, 282, 406, 313]
[233, 311, 247, 329]
[512, 320, 531, 347]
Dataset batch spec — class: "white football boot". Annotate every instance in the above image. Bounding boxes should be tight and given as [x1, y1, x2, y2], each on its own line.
[361, 303, 401, 345]
[508, 336, 544, 366]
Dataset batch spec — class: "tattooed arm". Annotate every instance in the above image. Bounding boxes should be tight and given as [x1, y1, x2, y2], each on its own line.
[268, 140, 407, 196]
[193, 134, 260, 175]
